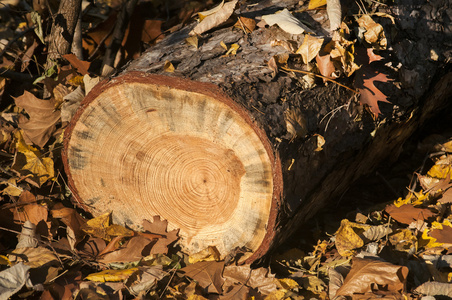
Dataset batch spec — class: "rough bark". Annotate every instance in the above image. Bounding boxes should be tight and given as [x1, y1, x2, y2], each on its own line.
[46, 0, 82, 66]
[63, 0, 451, 263]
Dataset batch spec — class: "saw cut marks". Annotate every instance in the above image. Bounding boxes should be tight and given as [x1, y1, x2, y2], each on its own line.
[65, 75, 274, 260]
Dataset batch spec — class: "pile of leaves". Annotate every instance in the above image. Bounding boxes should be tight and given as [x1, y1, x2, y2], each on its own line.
[0, 0, 451, 299]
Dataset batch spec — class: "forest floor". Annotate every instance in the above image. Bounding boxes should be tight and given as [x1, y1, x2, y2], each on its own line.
[0, 0, 451, 299]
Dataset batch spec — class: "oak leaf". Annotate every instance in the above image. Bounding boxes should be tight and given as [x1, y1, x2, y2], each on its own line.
[190, 0, 238, 36]
[14, 91, 60, 147]
[181, 261, 225, 294]
[142, 216, 179, 255]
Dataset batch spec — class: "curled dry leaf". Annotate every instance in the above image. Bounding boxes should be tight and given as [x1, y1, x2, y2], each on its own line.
[296, 35, 324, 64]
[334, 258, 408, 298]
[63, 54, 91, 75]
[190, 0, 238, 36]
[0, 263, 31, 299]
[308, 0, 327, 10]
[270, 39, 298, 52]
[262, 9, 311, 35]
[316, 53, 336, 80]
[234, 16, 256, 33]
[181, 261, 225, 294]
[357, 15, 387, 50]
[284, 108, 307, 140]
[335, 219, 369, 256]
[223, 264, 277, 295]
[164, 60, 175, 72]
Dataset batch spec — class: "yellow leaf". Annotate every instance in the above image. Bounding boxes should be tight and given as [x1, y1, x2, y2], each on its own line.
[308, 0, 327, 10]
[335, 219, 370, 256]
[106, 224, 134, 238]
[428, 164, 451, 179]
[296, 35, 324, 64]
[164, 61, 175, 72]
[393, 191, 429, 207]
[185, 36, 199, 49]
[220, 41, 228, 50]
[278, 278, 299, 290]
[12, 131, 54, 187]
[189, 246, 221, 263]
[87, 212, 111, 229]
[264, 289, 288, 300]
[1, 178, 23, 196]
[225, 43, 239, 56]
[68, 75, 84, 86]
[85, 268, 138, 282]
[10, 247, 59, 269]
[0, 255, 10, 265]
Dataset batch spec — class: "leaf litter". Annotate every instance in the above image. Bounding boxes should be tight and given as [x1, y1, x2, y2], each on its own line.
[0, 0, 450, 299]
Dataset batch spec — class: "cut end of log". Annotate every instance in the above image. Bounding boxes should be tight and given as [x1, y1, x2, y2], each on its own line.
[63, 73, 281, 263]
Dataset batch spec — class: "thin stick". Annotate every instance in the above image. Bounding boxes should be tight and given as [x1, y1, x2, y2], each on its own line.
[280, 66, 358, 94]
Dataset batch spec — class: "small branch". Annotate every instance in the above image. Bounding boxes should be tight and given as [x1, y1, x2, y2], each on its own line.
[281, 66, 358, 94]
[0, 67, 37, 82]
[71, 12, 83, 60]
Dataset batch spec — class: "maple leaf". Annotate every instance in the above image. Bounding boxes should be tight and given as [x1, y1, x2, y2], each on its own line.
[14, 91, 60, 148]
[354, 48, 391, 117]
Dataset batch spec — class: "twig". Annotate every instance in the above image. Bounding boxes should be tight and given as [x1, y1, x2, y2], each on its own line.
[159, 259, 181, 298]
[0, 68, 36, 82]
[280, 66, 358, 94]
[87, 25, 115, 61]
[0, 27, 35, 59]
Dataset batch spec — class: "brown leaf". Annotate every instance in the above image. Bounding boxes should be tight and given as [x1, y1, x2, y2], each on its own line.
[14, 91, 61, 147]
[180, 261, 225, 294]
[190, 0, 238, 36]
[335, 258, 408, 297]
[63, 54, 91, 75]
[21, 39, 39, 72]
[316, 53, 336, 80]
[233, 16, 256, 33]
[223, 264, 277, 295]
[430, 226, 452, 244]
[51, 203, 87, 249]
[100, 236, 154, 263]
[142, 216, 179, 255]
[385, 204, 435, 225]
[354, 67, 391, 117]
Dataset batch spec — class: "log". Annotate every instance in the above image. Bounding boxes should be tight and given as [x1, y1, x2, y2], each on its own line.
[63, 0, 452, 263]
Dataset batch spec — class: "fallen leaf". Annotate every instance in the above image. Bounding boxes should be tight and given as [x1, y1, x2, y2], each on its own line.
[308, 0, 327, 10]
[164, 60, 175, 72]
[61, 86, 84, 123]
[284, 108, 307, 139]
[186, 36, 199, 49]
[262, 9, 311, 35]
[354, 67, 391, 117]
[234, 16, 256, 33]
[12, 131, 55, 187]
[10, 246, 59, 269]
[385, 204, 435, 225]
[335, 258, 408, 297]
[128, 265, 167, 295]
[223, 264, 277, 295]
[189, 246, 222, 263]
[356, 15, 387, 50]
[51, 203, 87, 249]
[181, 261, 225, 294]
[190, 0, 238, 36]
[85, 268, 138, 282]
[16, 220, 39, 248]
[335, 219, 369, 256]
[142, 216, 179, 255]
[389, 229, 417, 252]
[196, 0, 225, 21]
[270, 39, 297, 52]
[63, 54, 91, 75]
[100, 236, 154, 263]
[415, 281, 452, 298]
[296, 35, 324, 64]
[327, 0, 342, 31]
[14, 91, 60, 148]
[0, 263, 31, 299]
[430, 225, 452, 244]
[316, 53, 336, 80]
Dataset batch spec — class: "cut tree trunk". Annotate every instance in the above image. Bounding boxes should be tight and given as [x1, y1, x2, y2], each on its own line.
[63, 0, 452, 263]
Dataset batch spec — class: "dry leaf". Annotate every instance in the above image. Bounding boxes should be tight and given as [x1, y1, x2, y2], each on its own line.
[284, 108, 307, 139]
[189, 246, 222, 263]
[327, 0, 342, 31]
[335, 258, 408, 297]
[197, 0, 225, 21]
[181, 261, 225, 294]
[354, 67, 391, 117]
[85, 268, 138, 282]
[335, 219, 369, 256]
[100, 236, 154, 263]
[415, 281, 452, 297]
[10, 246, 59, 269]
[234, 16, 256, 33]
[0, 263, 31, 299]
[14, 91, 60, 148]
[270, 39, 297, 52]
[308, 0, 327, 10]
[186, 36, 199, 49]
[296, 35, 324, 64]
[12, 131, 54, 187]
[164, 60, 175, 72]
[223, 265, 277, 295]
[262, 9, 310, 35]
[356, 15, 387, 50]
[385, 204, 435, 225]
[63, 54, 91, 75]
[142, 216, 179, 255]
[316, 53, 336, 80]
[61, 86, 84, 123]
[190, 0, 238, 36]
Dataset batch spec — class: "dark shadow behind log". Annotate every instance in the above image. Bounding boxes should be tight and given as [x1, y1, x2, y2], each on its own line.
[63, 0, 452, 263]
